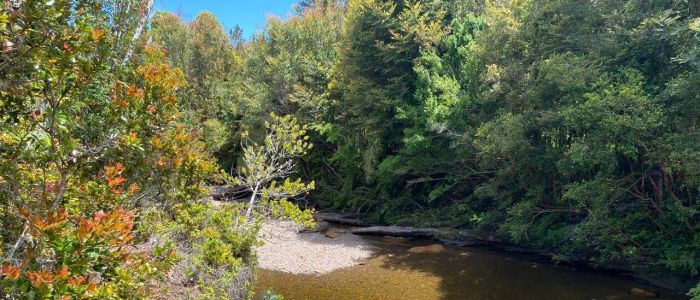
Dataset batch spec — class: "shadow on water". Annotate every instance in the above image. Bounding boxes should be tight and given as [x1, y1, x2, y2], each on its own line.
[255, 234, 688, 300]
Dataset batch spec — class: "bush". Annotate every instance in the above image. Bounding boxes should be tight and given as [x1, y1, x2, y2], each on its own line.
[0, 209, 174, 299]
[142, 203, 260, 299]
[202, 119, 230, 154]
[0, 2, 216, 299]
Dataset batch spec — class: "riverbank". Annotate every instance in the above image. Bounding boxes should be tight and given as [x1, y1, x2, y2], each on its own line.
[256, 221, 376, 275]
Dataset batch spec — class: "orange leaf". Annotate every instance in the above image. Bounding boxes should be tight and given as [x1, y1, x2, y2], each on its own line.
[94, 211, 106, 222]
[56, 266, 70, 280]
[91, 28, 105, 41]
[31, 216, 48, 231]
[128, 183, 140, 194]
[27, 271, 53, 287]
[19, 207, 30, 219]
[106, 176, 125, 188]
[126, 85, 144, 99]
[1, 265, 20, 281]
[77, 219, 93, 239]
[67, 276, 85, 286]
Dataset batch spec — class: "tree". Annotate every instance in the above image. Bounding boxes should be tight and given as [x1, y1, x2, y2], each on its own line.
[691, 283, 700, 300]
[149, 11, 236, 155]
[149, 12, 191, 73]
[229, 25, 244, 49]
[187, 11, 235, 115]
[235, 113, 314, 224]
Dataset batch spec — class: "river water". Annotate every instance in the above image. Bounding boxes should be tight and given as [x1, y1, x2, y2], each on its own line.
[255, 236, 687, 300]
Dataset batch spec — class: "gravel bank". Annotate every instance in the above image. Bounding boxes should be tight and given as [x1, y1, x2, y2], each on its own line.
[256, 221, 376, 275]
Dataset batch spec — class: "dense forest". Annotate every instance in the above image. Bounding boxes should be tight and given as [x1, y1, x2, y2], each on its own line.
[1, 0, 700, 299]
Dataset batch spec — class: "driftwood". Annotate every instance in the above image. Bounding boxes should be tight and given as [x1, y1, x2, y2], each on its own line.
[314, 212, 367, 227]
[352, 226, 505, 245]
[351, 226, 442, 238]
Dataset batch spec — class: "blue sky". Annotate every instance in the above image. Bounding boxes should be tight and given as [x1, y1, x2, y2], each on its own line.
[153, 0, 300, 38]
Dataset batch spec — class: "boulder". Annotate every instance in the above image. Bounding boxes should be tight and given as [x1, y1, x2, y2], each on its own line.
[629, 287, 657, 298]
[408, 244, 445, 254]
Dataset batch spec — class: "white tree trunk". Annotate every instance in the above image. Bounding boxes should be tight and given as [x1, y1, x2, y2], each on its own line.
[245, 182, 261, 220]
[123, 0, 154, 64]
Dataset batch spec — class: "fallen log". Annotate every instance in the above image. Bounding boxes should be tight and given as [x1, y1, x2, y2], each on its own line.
[314, 212, 367, 227]
[351, 226, 442, 238]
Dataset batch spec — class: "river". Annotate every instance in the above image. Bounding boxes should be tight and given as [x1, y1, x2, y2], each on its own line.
[255, 235, 687, 300]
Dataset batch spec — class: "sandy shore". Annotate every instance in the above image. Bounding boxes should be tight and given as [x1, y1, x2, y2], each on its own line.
[256, 221, 376, 275]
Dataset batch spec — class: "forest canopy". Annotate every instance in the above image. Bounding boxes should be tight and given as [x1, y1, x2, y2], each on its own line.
[177, 0, 699, 282]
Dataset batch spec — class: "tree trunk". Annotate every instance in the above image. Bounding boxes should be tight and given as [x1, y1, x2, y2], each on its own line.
[123, 0, 154, 64]
[245, 182, 261, 219]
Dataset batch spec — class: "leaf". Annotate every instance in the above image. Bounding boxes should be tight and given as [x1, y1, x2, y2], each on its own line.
[0, 265, 20, 281]
[91, 28, 105, 41]
[56, 266, 70, 280]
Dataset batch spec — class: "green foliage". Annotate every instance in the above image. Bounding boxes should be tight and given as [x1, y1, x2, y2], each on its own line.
[149, 11, 235, 120]
[464, 0, 700, 277]
[142, 203, 259, 299]
[236, 113, 315, 225]
[691, 282, 700, 300]
[251, 0, 700, 286]
[202, 118, 230, 154]
[13, 0, 694, 296]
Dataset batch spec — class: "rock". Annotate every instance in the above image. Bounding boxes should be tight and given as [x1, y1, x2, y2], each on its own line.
[407, 244, 445, 254]
[324, 230, 340, 239]
[629, 287, 657, 298]
[317, 221, 331, 230]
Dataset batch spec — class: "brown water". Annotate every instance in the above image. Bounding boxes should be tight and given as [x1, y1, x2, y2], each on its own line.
[255, 236, 687, 300]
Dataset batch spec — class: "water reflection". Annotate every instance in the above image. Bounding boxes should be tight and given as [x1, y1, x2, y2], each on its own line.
[255, 236, 687, 300]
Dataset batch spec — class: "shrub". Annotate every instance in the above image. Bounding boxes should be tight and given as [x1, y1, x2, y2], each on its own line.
[142, 203, 260, 300]
[1, 2, 215, 299]
[0, 209, 174, 299]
